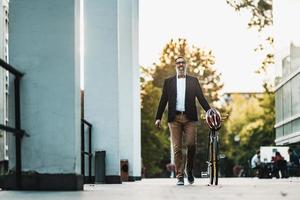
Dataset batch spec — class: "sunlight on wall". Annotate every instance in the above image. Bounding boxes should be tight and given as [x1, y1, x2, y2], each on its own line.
[80, 0, 84, 89]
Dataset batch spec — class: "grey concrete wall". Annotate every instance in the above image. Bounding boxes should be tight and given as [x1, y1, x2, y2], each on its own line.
[8, 0, 81, 174]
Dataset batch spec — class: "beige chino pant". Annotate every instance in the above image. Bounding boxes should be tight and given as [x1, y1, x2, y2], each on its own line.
[168, 114, 196, 178]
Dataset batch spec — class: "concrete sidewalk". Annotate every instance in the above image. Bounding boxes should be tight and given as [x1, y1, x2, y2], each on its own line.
[1, 178, 300, 200]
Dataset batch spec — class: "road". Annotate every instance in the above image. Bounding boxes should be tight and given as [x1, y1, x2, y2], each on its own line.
[1, 178, 300, 200]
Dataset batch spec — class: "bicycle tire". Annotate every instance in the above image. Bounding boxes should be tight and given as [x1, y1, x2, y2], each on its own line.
[213, 138, 219, 185]
[209, 131, 219, 185]
[209, 131, 214, 185]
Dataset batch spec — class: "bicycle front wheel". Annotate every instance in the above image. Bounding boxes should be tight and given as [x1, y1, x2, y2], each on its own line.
[209, 133, 219, 185]
[213, 138, 219, 185]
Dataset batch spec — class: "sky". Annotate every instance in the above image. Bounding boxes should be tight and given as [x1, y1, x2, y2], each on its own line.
[139, 0, 274, 93]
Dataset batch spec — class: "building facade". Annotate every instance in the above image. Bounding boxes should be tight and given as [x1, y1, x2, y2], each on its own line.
[0, 0, 9, 172]
[274, 0, 300, 145]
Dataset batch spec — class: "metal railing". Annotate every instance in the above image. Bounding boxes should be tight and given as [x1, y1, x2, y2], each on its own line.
[0, 58, 28, 189]
[81, 118, 92, 183]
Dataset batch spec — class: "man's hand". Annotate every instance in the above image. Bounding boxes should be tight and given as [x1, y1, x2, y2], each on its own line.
[155, 119, 161, 129]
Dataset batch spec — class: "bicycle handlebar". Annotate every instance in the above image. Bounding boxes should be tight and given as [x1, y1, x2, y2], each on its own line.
[200, 113, 229, 122]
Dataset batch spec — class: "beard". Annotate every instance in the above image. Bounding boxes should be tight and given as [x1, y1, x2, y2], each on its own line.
[176, 65, 187, 76]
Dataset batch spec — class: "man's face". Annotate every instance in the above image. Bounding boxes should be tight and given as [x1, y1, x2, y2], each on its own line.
[175, 58, 186, 74]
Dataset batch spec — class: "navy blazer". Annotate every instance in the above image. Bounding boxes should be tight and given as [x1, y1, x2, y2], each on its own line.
[155, 75, 210, 122]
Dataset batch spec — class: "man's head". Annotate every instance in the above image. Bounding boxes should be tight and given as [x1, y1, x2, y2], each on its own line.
[175, 56, 187, 76]
[257, 150, 260, 156]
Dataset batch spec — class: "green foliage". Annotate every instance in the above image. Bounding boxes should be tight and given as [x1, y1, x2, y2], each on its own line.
[141, 38, 224, 177]
[222, 91, 275, 171]
[226, 0, 273, 31]
[141, 80, 171, 177]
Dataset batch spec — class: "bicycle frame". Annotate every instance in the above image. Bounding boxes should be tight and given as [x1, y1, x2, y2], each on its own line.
[201, 112, 227, 185]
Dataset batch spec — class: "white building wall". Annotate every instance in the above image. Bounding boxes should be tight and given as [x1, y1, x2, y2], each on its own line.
[84, 0, 141, 181]
[118, 0, 134, 177]
[84, 0, 121, 179]
[131, 0, 141, 179]
[8, 0, 81, 174]
[118, 0, 141, 180]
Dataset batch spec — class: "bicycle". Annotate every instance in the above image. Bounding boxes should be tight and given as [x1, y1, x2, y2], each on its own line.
[201, 110, 228, 186]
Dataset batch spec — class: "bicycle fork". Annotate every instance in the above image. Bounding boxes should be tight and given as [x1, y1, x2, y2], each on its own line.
[201, 130, 219, 185]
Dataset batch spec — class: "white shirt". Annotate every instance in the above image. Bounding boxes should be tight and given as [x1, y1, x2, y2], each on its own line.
[251, 154, 260, 168]
[176, 76, 186, 111]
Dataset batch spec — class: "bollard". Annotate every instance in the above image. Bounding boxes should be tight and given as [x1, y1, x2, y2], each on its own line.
[120, 159, 129, 181]
[95, 151, 106, 183]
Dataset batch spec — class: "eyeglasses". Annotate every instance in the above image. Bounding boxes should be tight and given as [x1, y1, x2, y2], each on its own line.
[176, 61, 186, 65]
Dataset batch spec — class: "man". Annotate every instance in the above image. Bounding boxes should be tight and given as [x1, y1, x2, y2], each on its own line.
[251, 150, 261, 169]
[272, 151, 288, 178]
[251, 150, 262, 177]
[288, 148, 300, 167]
[155, 56, 211, 186]
[287, 148, 300, 176]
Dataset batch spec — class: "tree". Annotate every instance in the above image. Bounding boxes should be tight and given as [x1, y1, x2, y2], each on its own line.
[226, 0, 272, 31]
[141, 38, 224, 177]
[223, 91, 275, 176]
[140, 80, 170, 177]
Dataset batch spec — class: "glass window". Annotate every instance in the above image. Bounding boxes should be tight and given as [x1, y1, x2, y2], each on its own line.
[292, 118, 300, 133]
[291, 58, 300, 74]
[291, 74, 300, 116]
[283, 82, 292, 121]
[275, 88, 283, 123]
[284, 122, 292, 136]
[276, 126, 284, 138]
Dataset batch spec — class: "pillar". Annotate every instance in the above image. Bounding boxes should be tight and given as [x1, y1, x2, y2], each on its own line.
[4, 0, 82, 190]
